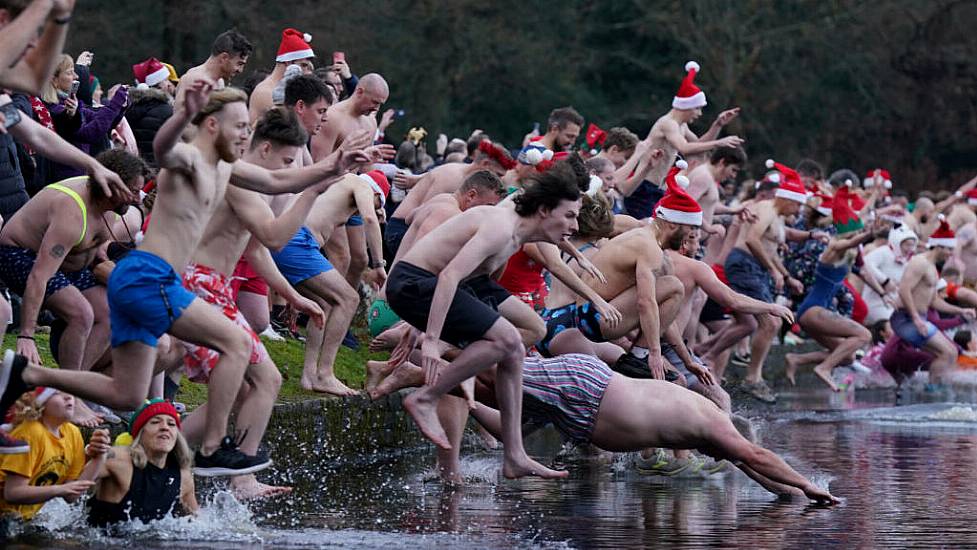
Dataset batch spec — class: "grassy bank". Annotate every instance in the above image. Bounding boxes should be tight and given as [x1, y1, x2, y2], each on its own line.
[1, 322, 387, 410]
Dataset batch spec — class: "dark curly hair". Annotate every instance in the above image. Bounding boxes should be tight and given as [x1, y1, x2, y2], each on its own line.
[514, 159, 582, 217]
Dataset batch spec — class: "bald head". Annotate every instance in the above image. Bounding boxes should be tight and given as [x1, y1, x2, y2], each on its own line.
[353, 73, 389, 116]
[914, 197, 935, 216]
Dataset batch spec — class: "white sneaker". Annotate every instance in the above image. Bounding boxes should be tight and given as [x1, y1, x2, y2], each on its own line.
[260, 326, 285, 341]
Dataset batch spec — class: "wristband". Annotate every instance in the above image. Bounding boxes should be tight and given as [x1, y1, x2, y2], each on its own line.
[17, 335, 34, 341]
[53, 14, 72, 25]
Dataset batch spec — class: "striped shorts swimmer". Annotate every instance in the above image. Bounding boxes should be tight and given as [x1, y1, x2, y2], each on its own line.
[521, 353, 613, 443]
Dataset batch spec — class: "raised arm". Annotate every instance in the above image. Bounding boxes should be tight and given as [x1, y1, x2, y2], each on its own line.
[154, 78, 213, 172]
[225, 183, 326, 250]
[0, 0, 72, 95]
[351, 184, 387, 288]
[661, 117, 742, 157]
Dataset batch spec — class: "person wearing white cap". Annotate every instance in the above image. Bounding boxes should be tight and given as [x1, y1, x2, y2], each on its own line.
[248, 28, 316, 123]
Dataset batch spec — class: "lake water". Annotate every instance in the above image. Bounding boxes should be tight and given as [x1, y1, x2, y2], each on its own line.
[7, 387, 977, 548]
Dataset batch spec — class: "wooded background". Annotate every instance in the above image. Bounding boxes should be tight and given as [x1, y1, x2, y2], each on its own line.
[67, 0, 976, 190]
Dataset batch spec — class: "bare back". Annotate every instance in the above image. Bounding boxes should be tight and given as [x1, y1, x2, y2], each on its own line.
[390, 163, 469, 220]
[686, 163, 719, 227]
[646, 114, 681, 185]
[580, 225, 663, 301]
[303, 176, 368, 246]
[189, 187, 267, 275]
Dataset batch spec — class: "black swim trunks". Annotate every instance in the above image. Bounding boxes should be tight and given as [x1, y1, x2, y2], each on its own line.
[537, 302, 605, 357]
[0, 245, 98, 298]
[384, 217, 409, 263]
[386, 261, 507, 347]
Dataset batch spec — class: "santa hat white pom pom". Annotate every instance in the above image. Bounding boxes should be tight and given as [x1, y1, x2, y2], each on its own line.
[676, 159, 688, 170]
[589, 149, 598, 156]
[845, 179, 853, 187]
[765, 159, 775, 169]
[939, 213, 946, 221]
[587, 175, 603, 197]
[676, 175, 691, 189]
[685, 61, 700, 73]
[884, 180, 892, 189]
[542, 150, 554, 161]
[525, 149, 542, 165]
[303, 33, 312, 43]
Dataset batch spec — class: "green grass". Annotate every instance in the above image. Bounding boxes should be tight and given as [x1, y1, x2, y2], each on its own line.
[2, 321, 388, 409]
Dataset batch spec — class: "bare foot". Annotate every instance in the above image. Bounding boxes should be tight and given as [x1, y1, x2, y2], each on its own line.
[369, 324, 406, 352]
[785, 353, 800, 386]
[369, 361, 423, 400]
[230, 474, 293, 501]
[476, 424, 498, 450]
[310, 375, 359, 397]
[365, 360, 394, 395]
[460, 377, 476, 409]
[72, 400, 104, 428]
[502, 454, 569, 479]
[404, 390, 451, 450]
[813, 364, 840, 392]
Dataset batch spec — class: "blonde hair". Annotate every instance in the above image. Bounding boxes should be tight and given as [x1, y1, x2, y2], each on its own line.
[8, 390, 45, 426]
[191, 87, 247, 126]
[129, 428, 192, 470]
[40, 54, 74, 104]
[577, 191, 615, 239]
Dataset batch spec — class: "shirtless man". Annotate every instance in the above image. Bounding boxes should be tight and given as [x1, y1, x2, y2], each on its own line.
[0, 81, 376, 475]
[271, 171, 390, 395]
[311, 73, 388, 289]
[385, 140, 515, 262]
[0, 0, 73, 94]
[0, 149, 146, 427]
[625, 61, 742, 220]
[175, 30, 252, 109]
[699, 163, 811, 402]
[891, 218, 975, 384]
[537, 167, 691, 380]
[535, 107, 583, 152]
[248, 28, 315, 123]
[686, 147, 750, 239]
[177, 108, 333, 497]
[384, 164, 583, 479]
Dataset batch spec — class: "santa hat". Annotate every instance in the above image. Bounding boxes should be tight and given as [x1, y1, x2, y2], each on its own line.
[767, 159, 809, 204]
[360, 170, 390, 208]
[965, 189, 977, 206]
[863, 169, 893, 190]
[585, 123, 607, 155]
[132, 57, 170, 87]
[928, 215, 956, 248]
[517, 143, 553, 166]
[832, 182, 863, 234]
[33, 387, 58, 407]
[814, 192, 833, 216]
[672, 61, 707, 110]
[276, 28, 314, 63]
[654, 160, 701, 226]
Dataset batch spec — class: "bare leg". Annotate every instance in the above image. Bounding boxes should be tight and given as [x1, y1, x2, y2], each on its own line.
[80, 286, 111, 372]
[345, 224, 368, 289]
[297, 271, 359, 396]
[370, 322, 408, 352]
[237, 291, 270, 333]
[924, 332, 959, 384]
[745, 313, 781, 385]
[497, 297, 545, 347]
[799, 308, 871, 391]
[369, 360, 424, 400]
[324, 226, 351, 276]
[700, 312, 756, 373]
[435, 395, 469, 484]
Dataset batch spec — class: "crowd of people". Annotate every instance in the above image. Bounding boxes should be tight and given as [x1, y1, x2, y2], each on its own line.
[5, 0, 977, 528]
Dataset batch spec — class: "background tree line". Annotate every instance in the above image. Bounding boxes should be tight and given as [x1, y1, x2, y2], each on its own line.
[68, 0, 976, 190]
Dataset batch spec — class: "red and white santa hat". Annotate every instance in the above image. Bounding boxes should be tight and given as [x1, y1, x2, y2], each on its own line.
[814, 192, 833, 216]
[863, 168, 893, 189]
[359, 170, 390, 208]
[964, 189, 977, 206]
[672, 61, 707, 110]
[132, 57, 170, 87]
[928, 215, 956, 248]
[767, 159, 810, 204]
[655, 160, 701, 225]
[276, 28, 314, 63]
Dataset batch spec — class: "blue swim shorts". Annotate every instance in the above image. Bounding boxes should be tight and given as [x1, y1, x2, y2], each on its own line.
[270, 226, 333, 286]
[107, 250, 195, 348]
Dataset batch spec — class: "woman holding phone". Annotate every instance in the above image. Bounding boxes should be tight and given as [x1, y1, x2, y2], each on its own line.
[39, 54, 129, 183]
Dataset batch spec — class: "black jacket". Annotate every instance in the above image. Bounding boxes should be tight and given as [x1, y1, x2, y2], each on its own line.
[126, 87, 172, 168]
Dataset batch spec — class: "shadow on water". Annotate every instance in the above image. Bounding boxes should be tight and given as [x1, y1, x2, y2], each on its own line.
[9, 387, 977, 548]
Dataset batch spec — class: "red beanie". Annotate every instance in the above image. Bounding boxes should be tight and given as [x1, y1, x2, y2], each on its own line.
[129, 399, 181, 439]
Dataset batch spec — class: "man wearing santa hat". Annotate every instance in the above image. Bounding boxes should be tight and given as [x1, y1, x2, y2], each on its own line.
[249, 28, 316, 123]
[891, 216, 975, 384]
[625, 61, 743, 220]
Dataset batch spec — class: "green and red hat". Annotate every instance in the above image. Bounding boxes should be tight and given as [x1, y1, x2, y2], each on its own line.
[832, 181, 864, 234]
[128, 398, 181, 439]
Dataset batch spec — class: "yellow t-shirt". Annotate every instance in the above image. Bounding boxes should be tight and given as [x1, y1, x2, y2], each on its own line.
[0, 420, 85, 520]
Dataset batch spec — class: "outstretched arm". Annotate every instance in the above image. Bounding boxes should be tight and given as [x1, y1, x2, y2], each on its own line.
[225, 184, 325, 251]
[528, 242, 621, 326]
[0, 0, 73, 95]
[660, 117, 742, 157]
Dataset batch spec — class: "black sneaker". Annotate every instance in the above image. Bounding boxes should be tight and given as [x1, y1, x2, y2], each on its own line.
[0, 350, 30, 422]
[0, 430, 28, 454]
[193, 436, 272, 477]
[611, 352, 679, 381]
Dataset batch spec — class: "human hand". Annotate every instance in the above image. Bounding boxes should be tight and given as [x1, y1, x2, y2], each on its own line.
[718, 135, 744, 148]
[93, 260, 115, 284]
[706, 223, 726, 238]
[772, 271, 785, 292]
[364, 266, 387, 291]
[647, 353, 666, 380]
[59, 480, 95, 499]
[76, 51, 94, 67]
[803, 483, 840, 505]
[420, 334, 443, 385]
[436, 133, 448, 156]
[291, 294, 325, 328]
[17, 337, 41, 366]
[330, 60, 352, 79]
[85, 428, 111, 457]
[182, 78, 214, 118]
[594, 298, 622, 328]
[393, 170, 411, 189]
[388, 326, 419, 368]
[771, 304, 795, 325]
[810, 230, 830, 243]
[64, 96, 78, 117]
[686, 361, 717, 386]
[88, 160, 129, 200]
[913, 317, 929, 337]
[715, 107, 740, 127]
[378, 108, 395, 131]
[787, 276, 804, 295]
[738, 206, 757, 223]
[962, 308, 976, 322]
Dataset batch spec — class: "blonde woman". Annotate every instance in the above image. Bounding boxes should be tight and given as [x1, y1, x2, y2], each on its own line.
[87, 399, 197, 527]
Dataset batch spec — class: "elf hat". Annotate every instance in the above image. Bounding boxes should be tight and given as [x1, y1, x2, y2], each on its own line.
[276, 28, 314, 63]
[672, 61, 707, 110]
[832, 182, 864, 234]
[128, 398, 181, 439]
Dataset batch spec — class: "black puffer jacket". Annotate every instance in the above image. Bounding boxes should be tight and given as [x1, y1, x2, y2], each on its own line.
[126, 87, 172, 168]
[0, 95, 33, 222]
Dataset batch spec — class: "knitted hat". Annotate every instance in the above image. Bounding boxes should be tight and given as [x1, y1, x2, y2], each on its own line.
[767, 159, 809, 203]
[359, 170, 390, 208]
[276, 28, 314, 63]
[132, 57, 170, 87]
[655, 160, 702, 226]
[672, 61, 706, 110]
[477, 140, 517, 170]
[928, 215, 956, 248]
[128, 398, 181, 439]
[585, 123, 607, 155]
[832, 182, 863, 234]
[517, 143, 554, 166]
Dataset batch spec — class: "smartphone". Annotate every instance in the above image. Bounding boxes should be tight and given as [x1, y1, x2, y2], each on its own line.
[333, 51, 345, 64]
[69, 80, 80, 96]
[0, 102, 22, 130]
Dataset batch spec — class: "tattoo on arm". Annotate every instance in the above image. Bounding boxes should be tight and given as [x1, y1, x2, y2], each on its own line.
[50, 244, 66, 259]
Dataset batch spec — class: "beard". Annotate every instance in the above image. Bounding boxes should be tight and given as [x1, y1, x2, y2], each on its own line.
[666, 230, 686, 250]
[215, 132, 239, 163]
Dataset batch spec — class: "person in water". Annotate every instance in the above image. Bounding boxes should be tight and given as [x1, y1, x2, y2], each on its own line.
[87, 399, 198, 527]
